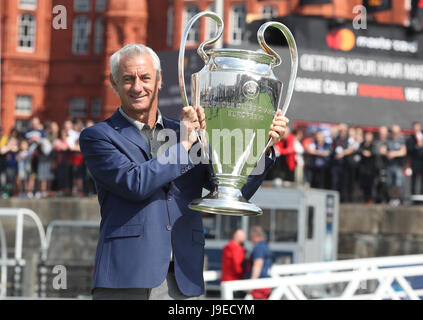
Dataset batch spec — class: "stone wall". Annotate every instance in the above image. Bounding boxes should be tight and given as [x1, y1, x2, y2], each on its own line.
[338, 204, 423, 259]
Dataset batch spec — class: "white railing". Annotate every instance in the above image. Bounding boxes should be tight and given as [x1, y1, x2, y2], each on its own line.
[213, 254, 423, 300]
[0, 208, 47, 298]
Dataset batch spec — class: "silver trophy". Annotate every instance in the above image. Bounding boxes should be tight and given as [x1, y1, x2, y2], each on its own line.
[178, 11, 298, 216]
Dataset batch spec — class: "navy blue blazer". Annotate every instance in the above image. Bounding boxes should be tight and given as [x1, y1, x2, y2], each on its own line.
[79, 108, 275, 296]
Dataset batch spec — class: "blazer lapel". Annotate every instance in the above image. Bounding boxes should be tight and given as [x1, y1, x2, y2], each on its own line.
[162, 116, 181, 143]
[109, 109, 152, 159]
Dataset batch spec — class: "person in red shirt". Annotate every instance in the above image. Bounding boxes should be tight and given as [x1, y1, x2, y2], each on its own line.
[221, 228, 246, 283]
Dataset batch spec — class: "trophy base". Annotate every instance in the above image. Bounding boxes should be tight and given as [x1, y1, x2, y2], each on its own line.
[189, 186, 263, 216]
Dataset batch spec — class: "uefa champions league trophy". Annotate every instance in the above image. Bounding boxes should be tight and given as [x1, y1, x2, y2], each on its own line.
[178, 11, 298, 216]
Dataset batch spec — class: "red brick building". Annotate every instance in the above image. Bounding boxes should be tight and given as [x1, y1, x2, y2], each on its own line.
[0, 0, 415, 134]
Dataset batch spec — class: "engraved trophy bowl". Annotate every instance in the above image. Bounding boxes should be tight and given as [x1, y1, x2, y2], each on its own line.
[178, 11, 298, 216]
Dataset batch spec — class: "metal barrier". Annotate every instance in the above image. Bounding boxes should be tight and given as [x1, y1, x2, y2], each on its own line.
[219, 254, 423, 300]
[0, 208, 47, 297]
[39, 220, 99, 298]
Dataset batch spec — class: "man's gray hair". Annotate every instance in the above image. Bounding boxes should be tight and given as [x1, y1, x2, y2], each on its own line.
[109, 44, 161, 83]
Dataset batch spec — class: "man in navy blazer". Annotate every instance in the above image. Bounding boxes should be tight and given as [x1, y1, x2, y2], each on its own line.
[79, 44, 289, 299]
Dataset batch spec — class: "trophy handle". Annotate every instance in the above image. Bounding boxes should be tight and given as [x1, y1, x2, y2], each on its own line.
[178, 11, 224, 108]
[257, 22, 298, 117]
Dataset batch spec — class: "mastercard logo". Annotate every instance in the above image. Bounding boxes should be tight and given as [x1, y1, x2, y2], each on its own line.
[326, 29, 356, 52]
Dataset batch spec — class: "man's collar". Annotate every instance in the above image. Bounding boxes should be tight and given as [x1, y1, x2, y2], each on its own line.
[118, 107, 164, 131]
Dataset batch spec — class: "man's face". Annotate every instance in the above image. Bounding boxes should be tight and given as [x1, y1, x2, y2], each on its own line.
[112, 53, 161, 117]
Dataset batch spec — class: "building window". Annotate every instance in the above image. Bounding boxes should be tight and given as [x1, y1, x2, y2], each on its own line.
[70, 98, 87, 117]
[184, 5, 199, 45]
[18, 13, 36, 51]
[75, 0, 91, 12]
[94, 18, 103, 54]
[261, 5, 278, 20]
[19, 0, 37, 10]
[15, 96, 33, 116]
[230, 5, 246, 45]
[91, 98, 101, 117]
[95, 0, 106, 12]
[72, 16, 91, 54]
[166, 6, 174, 47]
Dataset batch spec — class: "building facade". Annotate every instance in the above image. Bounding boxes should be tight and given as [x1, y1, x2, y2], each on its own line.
[0, 0, 415, 133]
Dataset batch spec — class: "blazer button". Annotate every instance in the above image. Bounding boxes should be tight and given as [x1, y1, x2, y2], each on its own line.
[166, 225, 172, 231]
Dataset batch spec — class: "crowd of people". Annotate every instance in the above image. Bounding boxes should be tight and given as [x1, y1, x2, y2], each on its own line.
[0, 117, 96, 199]
[1, 116, 422, 206]
[267, 121, 423, 206]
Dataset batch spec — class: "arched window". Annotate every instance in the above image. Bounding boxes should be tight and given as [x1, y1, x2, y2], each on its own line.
[230, 5, 246, 45]
[261, 5, 278, 20]
[18, 13, 36, 50]
[94, 17, 104, 54]
[72, 16, 91, 54]
[184, 5, 199, 45]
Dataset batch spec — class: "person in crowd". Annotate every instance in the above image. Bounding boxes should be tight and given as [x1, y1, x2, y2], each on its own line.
[245, 226, 273, 300]
[274, 127, 296, 182]
[82, 120, 97, 196]
[37, 121, 55, 198]
[24, 117, 46, 198]
[306, 130, 331, 189]
[293, 128, 305, 184]
[0, 126, 8, 192]
[63, 119, 79, 149]
[16, 139, 33, 197]
[53, 128, 71, 195]
[330, 123, 355, 202]
[0, 130, 20, 197]
[358, 131, 376, 204]
[374, 126, 389, 204]
[70, 138, 85, 196]
[385, 124, 407, 206]
[302, 131, 315, 186]
[221, 228, 246, 282]
[406, 121, 423, 195]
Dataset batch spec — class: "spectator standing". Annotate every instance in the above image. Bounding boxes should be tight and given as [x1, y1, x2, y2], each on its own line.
[221, 229, 246, 298]
[374, 126, 389, 203]
[358, 131, 376, 204]
[302, 131, 315, 186]
[385, 124, 407, 206]
[0, 131, 19, 197]
[0, 126, 8, 190]
[307, 130, 331, 189]
[24, 117, 46, 197]
[69, 120, 84, 195]
[245, 226, 273, 300]
[16, 139, 33, 197]
[37, 121, 55, 198]
[293, 129, 305, 184]
[274, 127, 296, 182]
[83, 120, 96, 196]
[53, 129, 71, 195]
[330, 123, 354, 202]
[406, 121, 423, 195]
